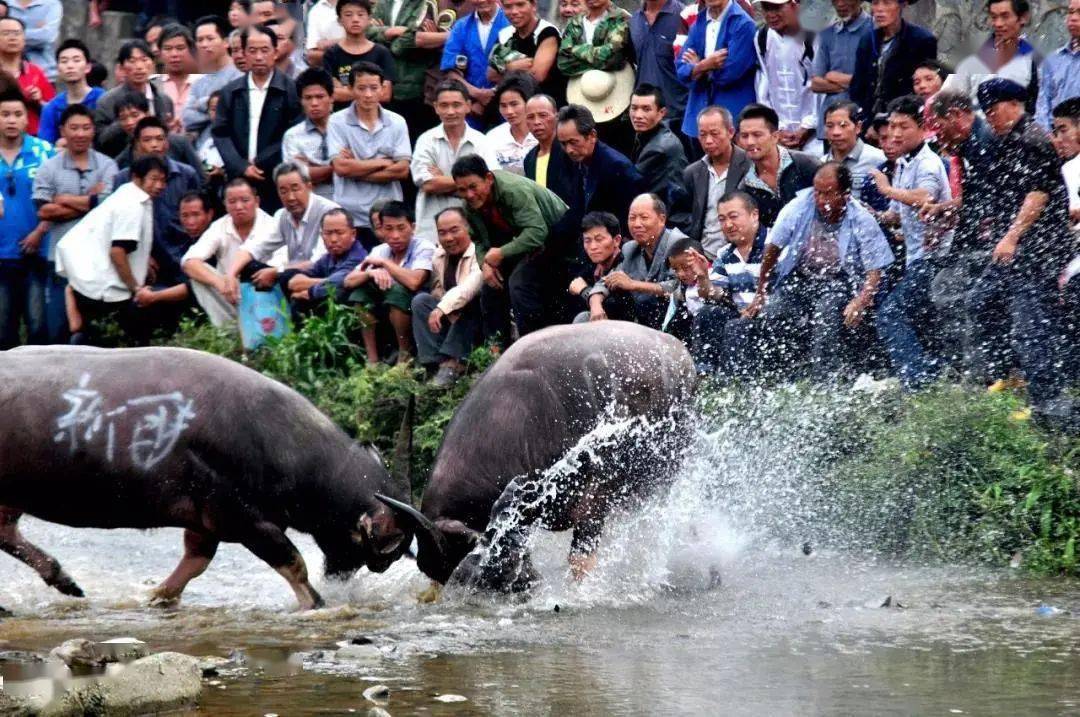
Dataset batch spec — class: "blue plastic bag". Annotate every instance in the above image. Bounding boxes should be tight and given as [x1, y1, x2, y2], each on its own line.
[239, 283, 289, 350]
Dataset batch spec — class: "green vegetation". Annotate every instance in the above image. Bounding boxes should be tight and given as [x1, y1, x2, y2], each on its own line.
[158, 309, 1079, 576]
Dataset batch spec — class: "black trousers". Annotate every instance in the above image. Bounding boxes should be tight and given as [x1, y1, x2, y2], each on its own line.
[480, 253, 570, 343]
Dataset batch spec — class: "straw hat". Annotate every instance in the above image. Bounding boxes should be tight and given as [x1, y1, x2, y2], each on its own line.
[566, 65, 636, 123]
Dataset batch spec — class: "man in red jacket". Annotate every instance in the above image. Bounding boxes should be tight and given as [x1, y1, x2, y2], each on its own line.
[0, 16, 54, 136]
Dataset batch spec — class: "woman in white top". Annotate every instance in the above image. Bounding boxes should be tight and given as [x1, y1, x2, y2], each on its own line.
[485, 73, 539, 175]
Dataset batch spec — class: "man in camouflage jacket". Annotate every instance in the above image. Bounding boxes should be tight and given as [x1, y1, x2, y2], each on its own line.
[556, 0, 631, 77]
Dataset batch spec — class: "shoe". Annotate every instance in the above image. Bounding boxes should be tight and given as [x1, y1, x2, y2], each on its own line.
[431, 364, 463, 389]
[69, 331, 88, 345]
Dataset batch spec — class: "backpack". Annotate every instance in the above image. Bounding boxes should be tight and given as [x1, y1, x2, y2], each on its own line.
[755, 26, 815, 82]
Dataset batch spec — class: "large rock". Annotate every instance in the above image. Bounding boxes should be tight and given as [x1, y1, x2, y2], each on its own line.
[41, 652, 202, 717]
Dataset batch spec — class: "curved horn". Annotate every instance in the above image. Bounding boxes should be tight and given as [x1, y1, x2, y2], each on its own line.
[389, 394, 415, 501]
[374, 493, 449, 563]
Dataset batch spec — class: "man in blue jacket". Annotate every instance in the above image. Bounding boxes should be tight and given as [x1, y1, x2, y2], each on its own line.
[864, 0, 938, 117]
[675, 0, 757, 139]
[440, 0, 509, 128]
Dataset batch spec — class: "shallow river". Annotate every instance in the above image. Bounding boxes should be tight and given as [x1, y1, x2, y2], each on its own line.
[3, 515, 1080, 716]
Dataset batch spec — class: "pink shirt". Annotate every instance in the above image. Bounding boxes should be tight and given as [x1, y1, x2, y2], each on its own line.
[162, 76, 193, 120]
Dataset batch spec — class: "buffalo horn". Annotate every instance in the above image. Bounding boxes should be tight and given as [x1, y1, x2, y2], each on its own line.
[374, 493, 449, 559]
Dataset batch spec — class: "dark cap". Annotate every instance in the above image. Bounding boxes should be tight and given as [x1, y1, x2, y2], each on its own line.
[977, 78, 1027, 111]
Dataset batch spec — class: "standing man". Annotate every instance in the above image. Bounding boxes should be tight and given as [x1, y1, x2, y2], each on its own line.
[6, 0, 60, 82]
[556, 103, 645, 237]
[1035, 0, 1080, 131]
[94, 40, 173, 157]
[412, 79, 498, 239]
[38, 39, 104, 145]
[323, 0, 395, 108]
[631, 0, 687, 136]
[1052, 97, 1080, 227]
[557, 0, 633, 151]
[810, 0, 875, 140]
[523, 93, 572, 194]
[736, 102, 820, 228]
[0, 88, 51, 348]
[158, 24, 196, 126]
[629, 83, 688, 200]
[327, 61, 411, 249]
[33, 104, 118, 342]
[870, 94, 952, 389]
[966, 78, 1074, 418]
[212, 23, 302, 213]
[675, 0, 757, 141]
[0, 16, 54, 137]
[367, 0, 447, 141]
[742, 162, 894, 382]
[282, 68, 336, 200]
[488, 0, 564, 104]
[440, 0, 509, 124]
[754, 0, 816, 152]
[183, 15, 243, 140]
[267, 16, 307, 79]
[946, 0, 1040, 112]
[821, 100, 886, 203]
[676, 105, 750, 256]
[864, 0, 937, 118]
[306, 0, 345, 69]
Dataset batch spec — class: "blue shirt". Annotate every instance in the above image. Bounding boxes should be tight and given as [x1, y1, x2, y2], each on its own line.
[631, 0, 687, 120]
[37, 87, 107, 145]
[440, 9, 510, 90]
[0, 134, 54, 260]
[1036, 43, 1080, 130]
[766, 188, 893, 283]
[7, 0, 62, 80]
[811, 12, 875, 135]
[307, 241, 368, 300]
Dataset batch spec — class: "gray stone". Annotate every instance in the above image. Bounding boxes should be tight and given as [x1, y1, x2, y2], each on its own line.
[49, 639, 104, 668]
[97, 638, 148, 663]
[0, 692, 36, 717]
[367, 708, 392, 717]
[363, 684, 390, 703]
[41, 652, 202, 717]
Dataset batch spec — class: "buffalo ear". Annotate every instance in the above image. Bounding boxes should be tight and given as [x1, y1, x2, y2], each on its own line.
[374, 493, 450, 568]
[437, 519, 481, 550]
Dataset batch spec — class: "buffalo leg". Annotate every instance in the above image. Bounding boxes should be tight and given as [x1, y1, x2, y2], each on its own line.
[240, 521, 324, 610]
[150, 530, 220, 606]
[567, 506, 606, 581]
[0, 507, 84, 597]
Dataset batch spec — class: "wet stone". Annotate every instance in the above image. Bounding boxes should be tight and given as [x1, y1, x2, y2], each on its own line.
[367, 708, 392, 717]
[363, 684, 390, 703]
[49, 639, 104, 668]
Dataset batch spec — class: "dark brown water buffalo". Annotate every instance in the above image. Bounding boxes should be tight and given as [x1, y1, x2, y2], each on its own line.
[0, 346, 409, 610]
[379, 321, 697, 592]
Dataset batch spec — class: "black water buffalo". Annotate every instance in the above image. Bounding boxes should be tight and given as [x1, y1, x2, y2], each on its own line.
[379, 321, 697, 592]
[0, 346, 409, 610]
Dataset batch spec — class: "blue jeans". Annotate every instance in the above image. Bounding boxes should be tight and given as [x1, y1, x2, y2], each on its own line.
[0, 258, 48, 349]
[878, 259, 940, 389]
[964, 264, 1063, 405]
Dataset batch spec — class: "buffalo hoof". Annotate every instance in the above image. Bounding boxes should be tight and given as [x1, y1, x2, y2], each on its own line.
[55, 577, 85, 598]
[568, 553, 598, 581]
[417, 581, 441, 604]
[147, 587, 181, 608]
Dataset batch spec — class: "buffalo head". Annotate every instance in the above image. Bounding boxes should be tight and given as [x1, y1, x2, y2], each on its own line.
[374, 494, 540, 591]
[320, 502, 411, 580]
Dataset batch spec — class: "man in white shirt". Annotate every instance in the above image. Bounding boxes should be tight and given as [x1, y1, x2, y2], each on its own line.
[755, 0, 816, 152]
[305, 0, 345, 68]
[411, 80, 499, 239]
[55, 155, 169, 345]
[181, 177, 284, 326]
[1051, 96, 1080, 227]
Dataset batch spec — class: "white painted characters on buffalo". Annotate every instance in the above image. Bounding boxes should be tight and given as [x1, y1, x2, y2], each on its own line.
[54, 373, 196, 470]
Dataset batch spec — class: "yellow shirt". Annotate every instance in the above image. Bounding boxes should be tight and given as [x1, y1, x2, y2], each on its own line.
[535, 152, 550, 187]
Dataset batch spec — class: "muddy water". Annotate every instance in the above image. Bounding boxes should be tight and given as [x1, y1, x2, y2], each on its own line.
[3, 516, 1080, 716]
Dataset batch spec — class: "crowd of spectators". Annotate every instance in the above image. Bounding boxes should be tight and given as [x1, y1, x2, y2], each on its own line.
[0, 0, 1076, 419]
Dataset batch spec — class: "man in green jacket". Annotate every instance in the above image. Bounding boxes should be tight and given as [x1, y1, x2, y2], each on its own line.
[451, 154, 569, 340]
[367, 0, 447, 140]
